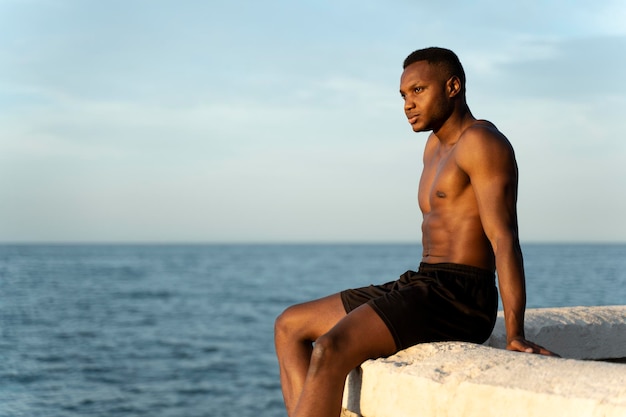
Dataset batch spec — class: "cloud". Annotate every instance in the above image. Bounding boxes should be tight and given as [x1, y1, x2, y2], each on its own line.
[487, 36, 626, 100]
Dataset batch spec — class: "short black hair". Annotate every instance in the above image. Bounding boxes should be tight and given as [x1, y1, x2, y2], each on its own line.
[403, 47, 466, 94]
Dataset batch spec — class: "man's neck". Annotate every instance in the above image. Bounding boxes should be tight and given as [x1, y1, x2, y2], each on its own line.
[433, 105, 475, 148]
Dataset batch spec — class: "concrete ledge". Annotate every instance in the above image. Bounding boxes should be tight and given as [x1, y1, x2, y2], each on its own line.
[342, 306, 626, 417]
[486, 305, 626, 360]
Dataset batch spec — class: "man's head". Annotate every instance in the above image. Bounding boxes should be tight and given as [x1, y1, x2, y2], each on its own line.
[400, 47, 467, 133]
[403, 47, 466, 95]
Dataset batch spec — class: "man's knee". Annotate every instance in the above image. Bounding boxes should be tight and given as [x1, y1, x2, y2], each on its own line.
[309, 332, 345, 370]
[274, 295, 346, 346]
[274, 304, 302, 341]
[274, 306, 291, 338]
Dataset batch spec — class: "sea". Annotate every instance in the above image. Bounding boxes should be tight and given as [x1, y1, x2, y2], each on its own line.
[1, 243, 625, 417]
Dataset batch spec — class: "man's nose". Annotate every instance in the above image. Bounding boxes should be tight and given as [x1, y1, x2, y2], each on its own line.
[404, 97, 415, 111]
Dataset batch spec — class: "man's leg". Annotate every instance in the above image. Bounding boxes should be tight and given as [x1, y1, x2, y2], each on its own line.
[292, 302, 397, 417]
[274, 293, 348, 416]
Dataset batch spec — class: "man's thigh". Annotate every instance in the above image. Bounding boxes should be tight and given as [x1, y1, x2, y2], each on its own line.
[281, 293, 348, 341]
[322, 302, 397, 365]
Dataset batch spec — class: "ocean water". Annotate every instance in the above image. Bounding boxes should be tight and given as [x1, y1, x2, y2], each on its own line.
[0, 243, 625, 417]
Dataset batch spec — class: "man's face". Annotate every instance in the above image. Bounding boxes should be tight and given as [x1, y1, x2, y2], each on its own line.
[399, 61, 452, 133]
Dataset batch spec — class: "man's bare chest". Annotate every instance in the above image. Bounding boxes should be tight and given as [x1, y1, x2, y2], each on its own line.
[418, 152, 471, 213]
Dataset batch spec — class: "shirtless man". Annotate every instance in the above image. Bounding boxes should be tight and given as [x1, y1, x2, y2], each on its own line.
[274, 47, 556, 417]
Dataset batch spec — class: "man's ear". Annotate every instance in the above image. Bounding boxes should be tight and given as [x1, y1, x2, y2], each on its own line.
[447, 76, 462, 98]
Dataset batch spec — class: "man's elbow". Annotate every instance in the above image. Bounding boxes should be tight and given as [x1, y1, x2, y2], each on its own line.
[488, 230, 521, 255]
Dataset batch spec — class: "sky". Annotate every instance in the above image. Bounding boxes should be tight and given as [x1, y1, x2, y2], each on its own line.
[1, 0, 625, 243]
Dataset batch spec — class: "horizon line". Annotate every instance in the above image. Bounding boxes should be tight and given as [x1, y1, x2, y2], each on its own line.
[1, 240, 625, 246]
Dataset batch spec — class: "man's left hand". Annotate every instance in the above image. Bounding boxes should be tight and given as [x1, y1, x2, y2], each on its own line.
[506, 337, 560, 357]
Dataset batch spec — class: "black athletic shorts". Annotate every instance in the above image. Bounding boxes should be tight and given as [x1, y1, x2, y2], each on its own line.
[340, 263, 498, 351]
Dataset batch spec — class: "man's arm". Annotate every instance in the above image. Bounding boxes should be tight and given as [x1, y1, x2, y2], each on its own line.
[457, 126, 556, 355]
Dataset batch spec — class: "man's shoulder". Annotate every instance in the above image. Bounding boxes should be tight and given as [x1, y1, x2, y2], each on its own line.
[461, 119, 503, 140]
[457, 120, 511, 152]
[423, 132, 440, 159]
[455, 120, 516, 172]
